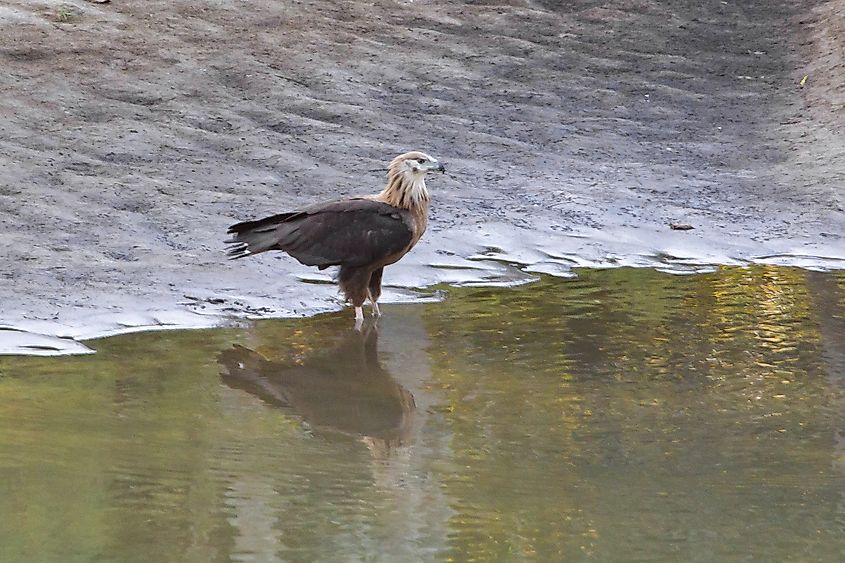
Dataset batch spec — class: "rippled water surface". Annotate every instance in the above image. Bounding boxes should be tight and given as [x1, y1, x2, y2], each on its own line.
[1, 267, 844, 561]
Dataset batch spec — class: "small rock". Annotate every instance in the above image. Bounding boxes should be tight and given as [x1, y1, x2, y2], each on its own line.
[670, 223, 694, 230]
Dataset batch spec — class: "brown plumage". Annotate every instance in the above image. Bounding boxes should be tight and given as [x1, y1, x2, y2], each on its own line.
[226, 151, 445, 323]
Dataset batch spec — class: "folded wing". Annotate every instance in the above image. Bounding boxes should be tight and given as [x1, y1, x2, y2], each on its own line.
[226, 198, 414, 270]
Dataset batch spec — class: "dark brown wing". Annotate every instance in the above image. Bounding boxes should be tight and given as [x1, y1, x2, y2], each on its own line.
[226, 198, 414, 269]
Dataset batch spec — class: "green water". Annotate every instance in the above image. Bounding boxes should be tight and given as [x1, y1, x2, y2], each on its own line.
[1, 267, 844, 561]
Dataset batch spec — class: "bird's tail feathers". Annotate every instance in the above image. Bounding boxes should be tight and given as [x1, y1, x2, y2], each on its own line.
[225, 212, 298, 259]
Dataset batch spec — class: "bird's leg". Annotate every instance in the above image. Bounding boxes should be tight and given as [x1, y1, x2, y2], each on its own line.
[353, 306, 364, 332]
[367, 290, 382, 318]
[367, 269, 384, 318]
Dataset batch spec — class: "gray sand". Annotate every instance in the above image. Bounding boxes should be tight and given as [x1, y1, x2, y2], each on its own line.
[1, 0, 843, 354]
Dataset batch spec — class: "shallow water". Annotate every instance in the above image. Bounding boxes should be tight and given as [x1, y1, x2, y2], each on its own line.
[1, 267, 844, 561]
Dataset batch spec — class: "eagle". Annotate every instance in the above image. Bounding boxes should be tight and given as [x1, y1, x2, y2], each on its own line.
[226, 151, 444, 323]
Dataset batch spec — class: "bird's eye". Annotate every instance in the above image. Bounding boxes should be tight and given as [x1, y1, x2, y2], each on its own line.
[417, 158, 427, 164]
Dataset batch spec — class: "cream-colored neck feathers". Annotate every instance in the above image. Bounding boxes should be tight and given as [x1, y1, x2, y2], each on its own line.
[377, 173, 428, 210]
[375, 155, 430, 210]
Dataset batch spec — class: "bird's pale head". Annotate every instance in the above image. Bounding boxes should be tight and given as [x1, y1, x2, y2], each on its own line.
[388, 151, 446, 177]
[379, 151, 444, 209]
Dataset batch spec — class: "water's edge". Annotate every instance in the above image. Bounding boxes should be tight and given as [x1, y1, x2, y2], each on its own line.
[5, 226, 844, 357]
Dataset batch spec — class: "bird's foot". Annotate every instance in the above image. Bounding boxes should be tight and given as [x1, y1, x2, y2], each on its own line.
[371, 302, 381, 318]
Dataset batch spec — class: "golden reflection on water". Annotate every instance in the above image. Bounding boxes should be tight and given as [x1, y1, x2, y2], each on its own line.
[0, 267, 843, 561]
[420, 267, 845, 561]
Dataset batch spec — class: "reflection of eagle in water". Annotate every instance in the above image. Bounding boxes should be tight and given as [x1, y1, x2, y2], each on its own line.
[217, 326, 415, 447]
[226, 151, 444, 322]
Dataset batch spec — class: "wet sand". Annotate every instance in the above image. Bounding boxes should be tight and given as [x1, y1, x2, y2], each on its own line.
[1, 0, 843, 353]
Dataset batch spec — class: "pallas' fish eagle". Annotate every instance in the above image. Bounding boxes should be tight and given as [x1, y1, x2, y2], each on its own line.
[226, 151, 444, 322]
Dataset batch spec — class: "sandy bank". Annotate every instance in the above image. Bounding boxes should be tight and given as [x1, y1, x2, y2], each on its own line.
[1, 0, 843, 354]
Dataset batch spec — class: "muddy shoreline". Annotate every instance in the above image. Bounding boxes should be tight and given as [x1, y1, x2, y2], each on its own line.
[1, 0, 843, 354]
